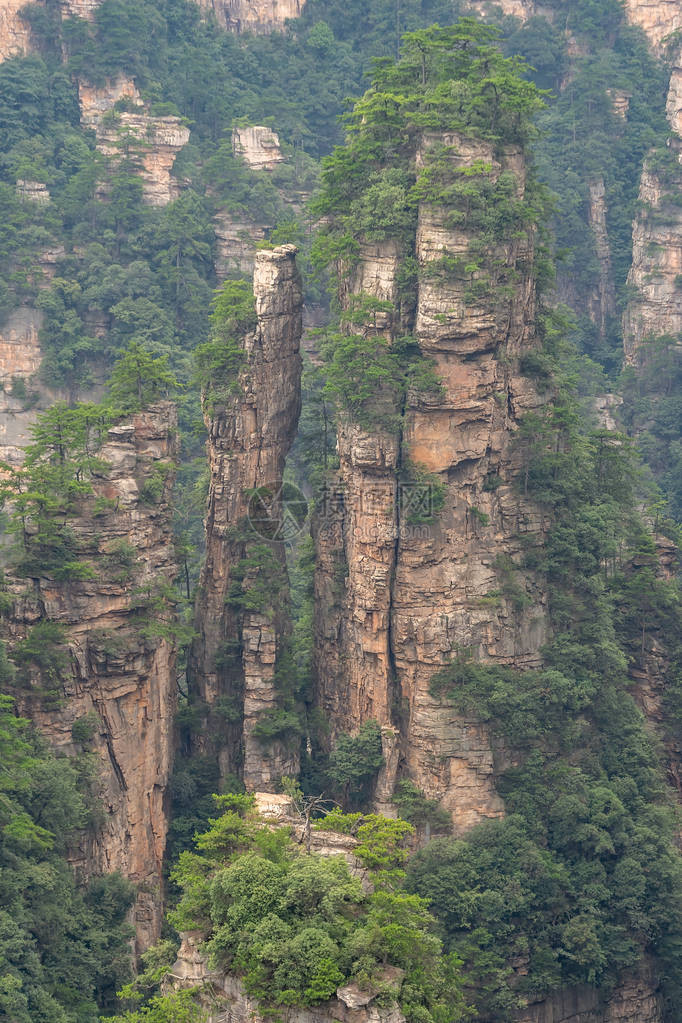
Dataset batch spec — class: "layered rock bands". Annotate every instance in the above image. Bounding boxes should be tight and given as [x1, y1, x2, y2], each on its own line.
[190, 245, 303, 791]
[314, 133, 548, 831]
[5, 404, 179, 952]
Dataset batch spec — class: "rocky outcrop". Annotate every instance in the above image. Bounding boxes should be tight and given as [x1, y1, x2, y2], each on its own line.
[171, 936, 404, 1023]
[622, 146, 682, 362]
[515, 962, 661, 1022]
[5, 404, 179, 952]
[0, 0, 35, 61]
[214, 213, 270, 281]
[16, 180, 50, 204]
[233, 125, 284, 170]
[191, 246, 303, 790]
[0, 306, 48, 466]
[622, 0, 682, 51]
[314, 134, 548, 831]
[79, 78, 190, 206]
[195, 0, 304, 34]
[622, 45, 682, 363]
[467, 0, 536, 18]
[59, 0, 102, 19]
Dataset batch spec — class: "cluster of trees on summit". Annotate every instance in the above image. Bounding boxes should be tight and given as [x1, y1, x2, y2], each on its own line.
[0, 1, 681, 1022]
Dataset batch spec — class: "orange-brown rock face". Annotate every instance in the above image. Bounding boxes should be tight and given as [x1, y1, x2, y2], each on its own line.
[0, 0, 36, 61]
[79, 78, 190, 207]
[314, 135, 548, 831]
[622, 0, 682, 50]
[195, 0, 304, 33]
[5, 404, 179, 952]
[191, 246, 303, 790]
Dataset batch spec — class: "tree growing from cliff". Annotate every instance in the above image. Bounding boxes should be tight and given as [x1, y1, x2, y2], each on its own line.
[193, 279, 256, 407]
[107, 340, 177, 412]
[0, 402, 112, 581]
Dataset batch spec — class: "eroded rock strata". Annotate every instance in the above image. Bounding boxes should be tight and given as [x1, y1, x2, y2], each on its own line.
[79, 78, 190, 207]
[314, 133, 548, 830]
[191, 245, 303, 790]
[195, 0, 304, 33]
[5, 404, 178, 952]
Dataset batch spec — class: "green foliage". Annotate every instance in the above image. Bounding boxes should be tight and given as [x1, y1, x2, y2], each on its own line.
[417, 332, 682, 1018]
[393, 780, 451, 833]
[12, 620, 70, 705]
[170, 797, 467, 1022]
[251, 708, 303, 746]
[193, 280, 255, 406]
[0, 694, 135, 1022]
[321, 323, 443, 432]
[399, 459, 446, 525]
[313, 21, 547, 272]
[107, 341, 177, 412]
[104, 989, 207, 1023]
[0, 402, 113, 581]
[326, 720, 385, 808]
[71, 711, 100, 745]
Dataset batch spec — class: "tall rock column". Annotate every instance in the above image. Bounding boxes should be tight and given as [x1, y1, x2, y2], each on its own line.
[6, 404, 179, 952]
[191, 245, 303, 790]
[393, 135, 548, 830]
[314, 132, 549, 829]
[313, 240, 405, 802]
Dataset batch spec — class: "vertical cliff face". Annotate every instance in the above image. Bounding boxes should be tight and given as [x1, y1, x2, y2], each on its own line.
[619, 1, 682, 361]
[622, 52, 682, 363]
[5, 404, 179, 952]
[213, 128, 284, 281]
[622, 0, 682, 50]
[233, 125, 284, 170]
[79, 78, 190, 207]
[396, 135, 548, 828]
[554, 176, 617, 340]
[195, 0, 304, 34]
[586, 177, 617, 337]
[192, 245, 303, 790]
[313, 237, 403, 807]
[622, 146, 682, 362]
[314, 135, 548, 830]
[514, 962, 661, 1022]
